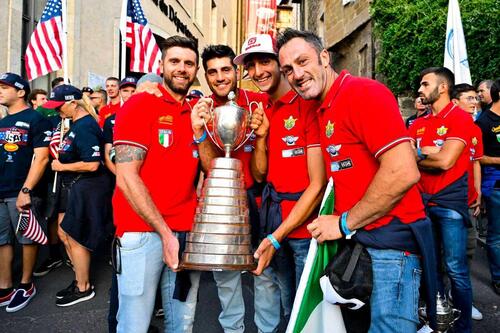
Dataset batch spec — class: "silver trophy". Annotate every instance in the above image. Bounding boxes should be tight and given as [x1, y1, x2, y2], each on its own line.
[435, 293, 460, 333]
[181, 91, 259, 271]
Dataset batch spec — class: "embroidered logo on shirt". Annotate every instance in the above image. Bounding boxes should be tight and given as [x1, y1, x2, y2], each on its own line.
[91, 145, 100, 157]
[15, 121, 30, 129]
[330, 158, 353, 172]
[472, 137, 478, 146]
[159, 129, 173, 148]
[244, 144, 253, 153]
[497, 133, 500, 143]
[416, 127, 426, 136]
[43, 130, 52, 142]
[4, 143, 19, 152]
[326, 144, 342, 157]
[284, 116, 297, 130]
[282, 135, 299, 146]
[282, 147, 304, 158]
[433, 139, 444, 147]
[325, 121, 334, 138]
[436, 126, 448, 136]
[159, 115, 173, 125]
[492, 125, 500, 133]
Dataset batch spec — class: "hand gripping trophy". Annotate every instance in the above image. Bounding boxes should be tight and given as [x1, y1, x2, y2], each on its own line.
[181, 91, 259, 271]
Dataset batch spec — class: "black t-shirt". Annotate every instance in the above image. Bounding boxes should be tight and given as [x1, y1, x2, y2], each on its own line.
[476, 110, 500, 158]
[58, 115, 104, 179]
[103, 114, 115, 145]
[0, 108, 52, 198]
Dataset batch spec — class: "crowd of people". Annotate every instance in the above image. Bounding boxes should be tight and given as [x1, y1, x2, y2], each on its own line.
[0, 28, 499, 333]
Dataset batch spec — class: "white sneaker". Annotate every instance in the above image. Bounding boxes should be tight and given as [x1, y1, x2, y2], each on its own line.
[417, 324, 433, 333]
[472, 304, 483, 320]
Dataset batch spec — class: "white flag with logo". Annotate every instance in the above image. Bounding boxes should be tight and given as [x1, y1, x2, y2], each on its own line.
[444, 0, 471, 84]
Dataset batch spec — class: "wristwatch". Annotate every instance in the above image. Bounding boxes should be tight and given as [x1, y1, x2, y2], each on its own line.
[21, 187, 32, 194]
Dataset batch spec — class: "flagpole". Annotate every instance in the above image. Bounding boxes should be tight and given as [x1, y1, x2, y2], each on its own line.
[120, 0, 128, 79]
[62, 0, 69, 83]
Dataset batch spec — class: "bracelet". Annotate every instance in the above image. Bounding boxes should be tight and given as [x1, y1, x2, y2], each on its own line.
[267, 234, 281, 250]
[193, 130, 207, 144]
[340, 211, 356, 239]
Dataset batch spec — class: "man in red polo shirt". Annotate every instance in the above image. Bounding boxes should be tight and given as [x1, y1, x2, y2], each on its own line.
[112, 36, 214, 333]
[409, 67, 474, 332]
[236, 34, 326, 328]
[197, 44, 273, 333]
[98, 77, 120, 128]
[278, 29, 434, 332]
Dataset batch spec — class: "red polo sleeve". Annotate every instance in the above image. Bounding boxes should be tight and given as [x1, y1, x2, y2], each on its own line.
[347, 79, 411, 158]
[472, 124, 483, 160]
[445, 109, 471, 146]
[113, 93, 154, 151]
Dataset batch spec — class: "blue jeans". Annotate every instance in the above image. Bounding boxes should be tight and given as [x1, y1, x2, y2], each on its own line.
[367, 248, 421, 333]
[270, 237, 311, 320]
[213, 271, 245, 333]
[485, 189, 500, 283]
[254, 267, 281, 333]
[116, 232, 200, 333]
[428, 206, 472, 332]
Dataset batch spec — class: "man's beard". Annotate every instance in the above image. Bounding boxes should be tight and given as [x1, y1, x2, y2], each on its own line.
[421, 87, 439, 105]
[164, 74, 194, 96]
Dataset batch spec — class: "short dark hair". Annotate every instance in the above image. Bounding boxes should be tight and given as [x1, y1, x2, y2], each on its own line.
[420, 67, 455, 97]
[27, 89, 47, 107]
[201, 45, 236, 71]
[161, 35, 199, 64]
[491, 78, 500, 103]
[51, 77, 65, 88]
[277, 28, 324, 55]
[106, 77, 120, 84]
[451, 83, 475, 100]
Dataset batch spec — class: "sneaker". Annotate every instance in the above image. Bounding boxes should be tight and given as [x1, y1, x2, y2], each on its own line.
[472, 304, 483, 320]
[417, 324, 433, 333]
[65, 258, 73, 269]
[33, 257, 63, 277]
[0, 288, 16, 307]
[5, 283, 36, 312]
[56, 285, 95, 307]
[56, 280, 77, 299]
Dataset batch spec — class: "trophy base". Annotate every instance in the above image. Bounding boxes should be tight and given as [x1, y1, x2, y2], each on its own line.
[180, 253, 257, 272]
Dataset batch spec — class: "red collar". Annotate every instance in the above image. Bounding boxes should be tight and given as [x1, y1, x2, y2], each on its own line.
[318, 70, 351, 113]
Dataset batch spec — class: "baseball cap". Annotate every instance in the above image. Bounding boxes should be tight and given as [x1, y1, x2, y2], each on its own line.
[44, 84, 83, 109]
[120, 76, 138, 89]
[0, 72, 31, 95]
[233, 34, 278, 65]
[137, 73, 163, 86]
[81, 86, 94, 94]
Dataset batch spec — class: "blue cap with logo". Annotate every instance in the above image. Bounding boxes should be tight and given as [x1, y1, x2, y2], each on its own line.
[0, 72, 31, 95]
[44, 84, 83, 109]
[120, 76, 138, 89]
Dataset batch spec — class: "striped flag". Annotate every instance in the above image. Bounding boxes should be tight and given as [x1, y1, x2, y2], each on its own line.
[17, 209, 48, 245]
[121, 0, 162, 75]
[287, 178, 346, 333]
[444, 0, 472, 84]
[24, 0, 64, 81]
[49, 121, 61, 159]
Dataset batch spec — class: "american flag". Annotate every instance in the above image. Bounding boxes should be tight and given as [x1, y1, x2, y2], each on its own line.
[24, 0, 64, 81]
[17, 210, 48, 245]
[122, 0, 162, 75]
[49, 121, 61, 159]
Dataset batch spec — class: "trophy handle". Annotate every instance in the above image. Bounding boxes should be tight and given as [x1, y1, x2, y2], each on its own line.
[233, 101, 259, 152]
[202, 98, 223, 151]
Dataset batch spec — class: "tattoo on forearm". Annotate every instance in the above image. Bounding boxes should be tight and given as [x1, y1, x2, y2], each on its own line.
[115, 145, 146, 163]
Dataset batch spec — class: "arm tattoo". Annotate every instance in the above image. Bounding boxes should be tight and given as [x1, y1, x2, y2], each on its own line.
[115, 145, 146, 163]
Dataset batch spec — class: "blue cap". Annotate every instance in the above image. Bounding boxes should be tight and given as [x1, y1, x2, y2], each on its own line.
[44, 84, 83, 109]
[0, 72, 31, 95]
[120, 76, 138, 88]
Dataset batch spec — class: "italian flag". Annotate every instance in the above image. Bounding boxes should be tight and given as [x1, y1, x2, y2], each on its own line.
[286, 178, 346, 333]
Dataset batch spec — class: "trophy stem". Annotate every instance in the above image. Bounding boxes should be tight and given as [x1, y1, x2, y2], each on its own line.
[224, 145, 231, 158]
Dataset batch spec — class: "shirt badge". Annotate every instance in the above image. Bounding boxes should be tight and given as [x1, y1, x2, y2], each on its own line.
[284, 116, 297, 130]
[471, 137, 478, 146]
[433, 139, 444, 147]
[416, 127, 425, 136]
[91, 145, 101, 157]
[3, 143, 19, 152]
[496, 133, 500, 143]
[436, 126, 448, 136]
[330, 158, 353, 172]
[159, 129, 173, 148]
[159, 115, 173, 125]
[325, 121, 334, 138]
[282, 135, 299, 146]
[282, 147, 304, 158]
[492, 125, 500, 133]
[326, 144, 342, 157]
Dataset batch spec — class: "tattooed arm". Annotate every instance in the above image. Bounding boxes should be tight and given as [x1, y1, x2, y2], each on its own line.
[115, 144, 180, 270]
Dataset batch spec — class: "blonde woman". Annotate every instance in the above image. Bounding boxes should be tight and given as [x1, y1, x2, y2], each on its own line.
[44, 85, 112, 306]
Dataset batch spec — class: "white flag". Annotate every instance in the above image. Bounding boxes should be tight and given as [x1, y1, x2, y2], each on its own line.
[444, 0, 472, 84]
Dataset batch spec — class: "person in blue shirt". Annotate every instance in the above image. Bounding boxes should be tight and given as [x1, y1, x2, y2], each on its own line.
[0, 72, 51, 312]
[44, 84, 112, 307]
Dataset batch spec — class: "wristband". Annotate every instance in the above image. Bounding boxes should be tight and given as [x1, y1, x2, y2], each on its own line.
[267, 234, 281, 250]
[193, 130, 207, 144]
[340, 211, 356, 239]
[417, 147, 427, 161]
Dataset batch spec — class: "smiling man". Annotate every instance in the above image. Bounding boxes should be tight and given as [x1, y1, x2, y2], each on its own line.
[277, 29, 434, 332]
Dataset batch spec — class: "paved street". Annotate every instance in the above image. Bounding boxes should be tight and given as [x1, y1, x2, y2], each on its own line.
[1, 241, 499, 332]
